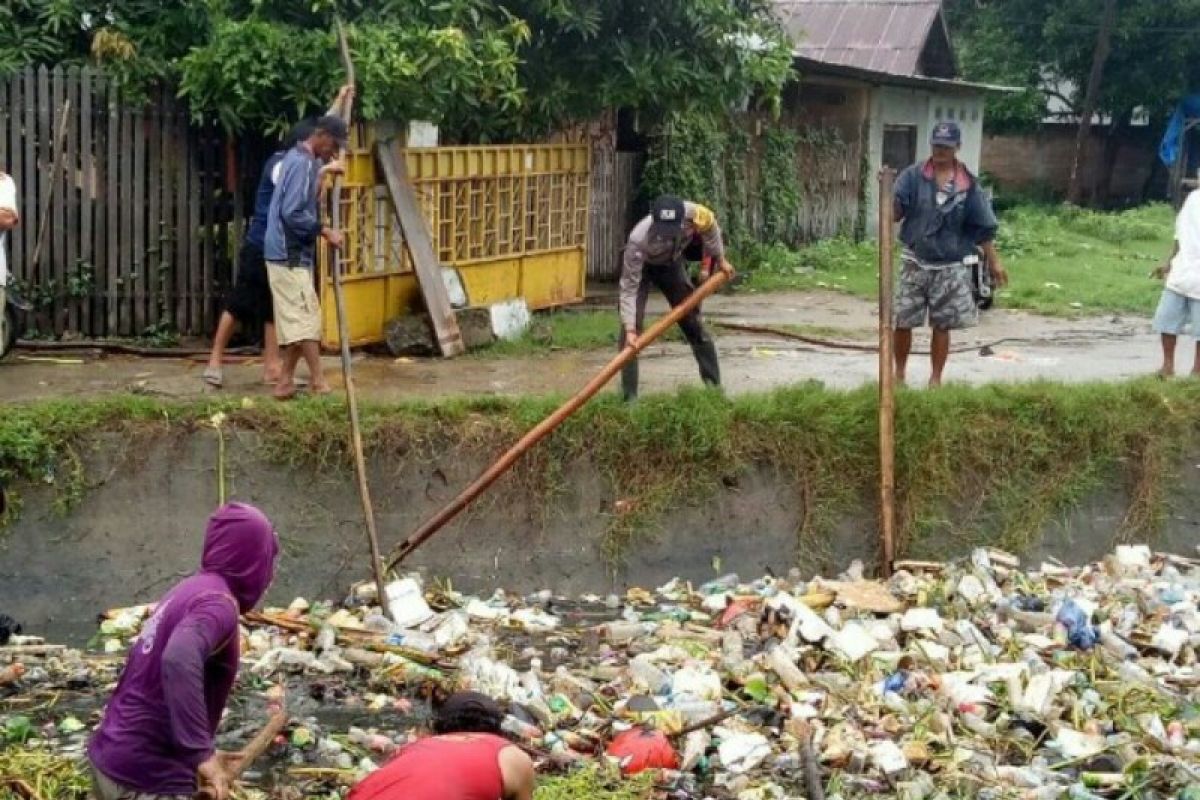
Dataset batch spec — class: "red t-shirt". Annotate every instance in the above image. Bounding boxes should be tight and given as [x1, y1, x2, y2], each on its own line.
[349, 734, 512, 800]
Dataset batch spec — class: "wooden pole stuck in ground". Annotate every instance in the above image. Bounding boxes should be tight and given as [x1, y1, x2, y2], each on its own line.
[877, 168, 897, 578]
[330, 18, 390, 618]
[384, 269, 732, 572]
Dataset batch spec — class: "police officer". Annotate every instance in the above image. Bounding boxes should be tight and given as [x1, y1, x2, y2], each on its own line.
[618, 195, 734, 400]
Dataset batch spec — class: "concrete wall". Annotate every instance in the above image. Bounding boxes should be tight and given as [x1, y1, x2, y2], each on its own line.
[2, 430, 1200, 644]
[981, 126, 1166, 204]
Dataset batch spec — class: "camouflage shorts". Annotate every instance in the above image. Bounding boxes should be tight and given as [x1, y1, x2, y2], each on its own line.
[894, 261, 977, 331]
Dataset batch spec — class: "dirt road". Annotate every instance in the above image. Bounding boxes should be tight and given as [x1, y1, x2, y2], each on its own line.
[0, 291, 1161, 403]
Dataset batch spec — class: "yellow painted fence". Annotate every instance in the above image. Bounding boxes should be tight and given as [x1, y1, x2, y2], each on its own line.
[318, 132, 590, 348]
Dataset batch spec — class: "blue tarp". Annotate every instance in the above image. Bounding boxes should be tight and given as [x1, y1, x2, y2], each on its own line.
[1160, 95, 1200, 166]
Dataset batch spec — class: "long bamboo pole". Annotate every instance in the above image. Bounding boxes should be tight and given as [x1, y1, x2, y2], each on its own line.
[877, 169, 897, 578]
[195, 711, 287, 800]
[383, 269, 732, 572]
[330, 18, 390, 617]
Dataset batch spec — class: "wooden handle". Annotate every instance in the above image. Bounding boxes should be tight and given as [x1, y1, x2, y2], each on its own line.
[195, 711, 287, 799]
[383, 269, 731, 572]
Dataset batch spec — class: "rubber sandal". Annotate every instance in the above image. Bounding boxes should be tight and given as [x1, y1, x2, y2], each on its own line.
[202, 367, 223, 388]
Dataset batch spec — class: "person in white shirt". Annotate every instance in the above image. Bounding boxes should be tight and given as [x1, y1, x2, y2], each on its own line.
[0, 170, 18, 311]
[1153, 189, 1200, 377]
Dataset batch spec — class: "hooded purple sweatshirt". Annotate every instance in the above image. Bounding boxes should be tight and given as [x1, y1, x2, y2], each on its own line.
[88, 503, 278, 795]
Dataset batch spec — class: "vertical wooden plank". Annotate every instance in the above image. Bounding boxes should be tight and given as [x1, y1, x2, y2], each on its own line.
[175, 110, 190, 333]
[0, 75, 8, 163]
[50, 67, 65, 335]
[106, 77, 120, 336]
[21, 68, 37, 288]
[93, 74, 108, 337]
[184, 123, 199, 333]
[189, 128, 203, 334]
[159, 94, 175, 335]
[36, 66, 50, 301]
[65, 67, 80, 333]
[132, 101, 146, 335]
[200, 126, 216, 335]
[79, 68, 94, 336]
[7, 72, 22, 276]
[146, 90, 162, 329]
[120, 99, 134, 335]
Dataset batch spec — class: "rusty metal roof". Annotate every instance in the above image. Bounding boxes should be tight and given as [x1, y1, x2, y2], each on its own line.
[772, 0, 949, 78]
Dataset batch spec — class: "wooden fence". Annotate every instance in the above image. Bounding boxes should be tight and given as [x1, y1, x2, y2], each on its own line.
[0, 65, 234, 339]
[587, 148, 641, 281]
[794, 129, 862, 241]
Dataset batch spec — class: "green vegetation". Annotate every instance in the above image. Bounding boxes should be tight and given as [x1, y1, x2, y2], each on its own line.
[0, 747, 89, 799]
[642, 111, 849, 250]
[3, 380, 1197, 568]
[535, 764, 654, 800]
[1, 1, 791, 140]
[738, 203, 1174, 317]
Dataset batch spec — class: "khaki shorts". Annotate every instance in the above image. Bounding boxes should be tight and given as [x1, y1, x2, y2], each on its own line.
[90, 764, 191, 800]
[266, 262, 321, 345]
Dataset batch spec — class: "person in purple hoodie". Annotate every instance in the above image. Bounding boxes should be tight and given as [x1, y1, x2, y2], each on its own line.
[87, 503, 279, 800]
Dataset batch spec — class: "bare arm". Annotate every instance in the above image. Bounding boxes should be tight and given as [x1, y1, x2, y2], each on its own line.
[499, 746, 536, 800]
[980, 240, 1007, 287]
[1155, 240, 1180, 279]
[0, 209, 16, 230]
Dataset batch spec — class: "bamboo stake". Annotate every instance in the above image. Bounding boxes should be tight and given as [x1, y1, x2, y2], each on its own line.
[384, 269, 732, 572]
[878, 168, 897, 578]
[329, 18, 389, 617]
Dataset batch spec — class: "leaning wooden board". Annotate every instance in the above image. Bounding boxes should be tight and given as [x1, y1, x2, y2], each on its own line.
[374, 140, 465, 357]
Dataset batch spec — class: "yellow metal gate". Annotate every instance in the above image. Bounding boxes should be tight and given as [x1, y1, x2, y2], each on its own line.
[318, 133, 590, 348]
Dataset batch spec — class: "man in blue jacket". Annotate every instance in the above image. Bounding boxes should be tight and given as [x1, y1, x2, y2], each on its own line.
[264, 116, 348, 400]
[893, 121, 1007, 386]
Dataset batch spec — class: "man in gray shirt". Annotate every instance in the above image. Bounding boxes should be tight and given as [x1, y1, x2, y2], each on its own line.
[618, 195, 733, 401]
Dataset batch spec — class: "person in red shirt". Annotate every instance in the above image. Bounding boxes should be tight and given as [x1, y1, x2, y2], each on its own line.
[349, 692, 536, 800]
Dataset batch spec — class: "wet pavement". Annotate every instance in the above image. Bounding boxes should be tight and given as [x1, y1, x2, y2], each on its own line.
[0, 292, 1162, 404]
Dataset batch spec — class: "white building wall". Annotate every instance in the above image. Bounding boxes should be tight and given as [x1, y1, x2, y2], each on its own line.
[863, 85, 987, 237]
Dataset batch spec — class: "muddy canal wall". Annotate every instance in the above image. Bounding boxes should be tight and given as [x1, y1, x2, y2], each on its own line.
[3, 423, 1200, 643]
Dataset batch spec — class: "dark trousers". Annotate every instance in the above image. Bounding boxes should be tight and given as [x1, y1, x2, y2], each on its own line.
[619, 260, 721, 400]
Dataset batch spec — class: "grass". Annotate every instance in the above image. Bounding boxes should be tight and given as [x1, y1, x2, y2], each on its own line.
[535, 764, 655, 800]
[736, 202, 1175, 317]
[0, 747, 89, 799]
[3, 379, 1199, 568]
[473, 309, 684, 358]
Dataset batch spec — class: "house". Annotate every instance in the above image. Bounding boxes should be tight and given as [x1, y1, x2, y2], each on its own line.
[772, 0, 1006, 234]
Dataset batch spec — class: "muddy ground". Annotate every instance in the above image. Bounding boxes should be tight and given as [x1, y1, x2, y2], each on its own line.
[0, 291, 1161, 404]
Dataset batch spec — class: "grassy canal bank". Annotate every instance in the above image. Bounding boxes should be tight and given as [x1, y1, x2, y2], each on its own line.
[2, 378, 1198, 565]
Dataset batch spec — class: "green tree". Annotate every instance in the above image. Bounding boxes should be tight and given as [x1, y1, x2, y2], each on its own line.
[0, 0, 792, 141]
[946, 0, 1200, 203]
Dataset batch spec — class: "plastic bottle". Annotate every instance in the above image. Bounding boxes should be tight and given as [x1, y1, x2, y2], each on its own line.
[501, 715, 542, 740]
[602, 621, 648, 645]
[386, 630, 439, 655]
[628, 656, 670, 694]
[671, 699, 722, 725]
[362, 614, 395, 634]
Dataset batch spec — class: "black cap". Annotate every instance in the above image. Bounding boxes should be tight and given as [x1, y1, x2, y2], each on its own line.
[649, 195, 686, 239]
[930, 121, 962, 147]
[315, 115, 349, 148]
